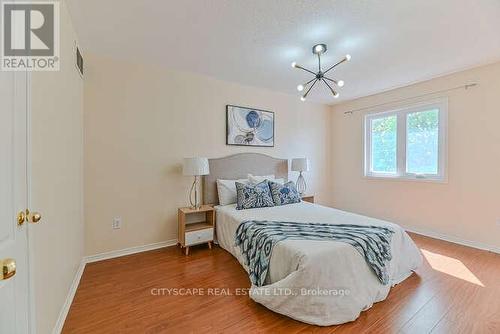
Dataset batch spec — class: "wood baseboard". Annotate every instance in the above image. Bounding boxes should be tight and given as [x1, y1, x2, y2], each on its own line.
[84, 239, 178, 263]
[404, 226, 500, 254]
[52, 259, 86, 334]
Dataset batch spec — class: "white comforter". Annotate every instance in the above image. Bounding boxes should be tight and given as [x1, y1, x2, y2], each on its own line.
[215, 201, 422, 326]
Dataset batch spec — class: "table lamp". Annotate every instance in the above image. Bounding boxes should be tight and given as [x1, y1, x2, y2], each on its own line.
[291, 158, 309, 195]
[182, 157, 209, 209]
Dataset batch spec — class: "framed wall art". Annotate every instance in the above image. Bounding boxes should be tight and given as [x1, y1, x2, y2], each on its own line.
[226, 105, 274, 147]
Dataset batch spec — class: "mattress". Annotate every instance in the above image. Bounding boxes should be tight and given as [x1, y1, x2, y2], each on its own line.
[215, 201, 423, 325]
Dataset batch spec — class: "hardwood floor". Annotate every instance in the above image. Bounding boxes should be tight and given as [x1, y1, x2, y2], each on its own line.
[63, 233, 500, 333]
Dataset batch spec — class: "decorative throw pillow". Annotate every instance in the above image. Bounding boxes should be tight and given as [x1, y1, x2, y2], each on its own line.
[235, 181, 274, 210]
[269, 180, 301, 206]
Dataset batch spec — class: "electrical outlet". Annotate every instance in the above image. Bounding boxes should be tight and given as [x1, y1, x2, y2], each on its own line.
[112, 217, 122, 229]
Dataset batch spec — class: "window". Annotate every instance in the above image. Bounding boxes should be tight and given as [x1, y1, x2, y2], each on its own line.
[364, 99, 447, 181]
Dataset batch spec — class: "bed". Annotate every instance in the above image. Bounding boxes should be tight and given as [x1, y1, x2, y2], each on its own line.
[203, 153, 423, 326]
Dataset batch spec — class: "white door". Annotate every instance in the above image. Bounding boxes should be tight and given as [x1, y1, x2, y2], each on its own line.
[0, 69, 31, 332]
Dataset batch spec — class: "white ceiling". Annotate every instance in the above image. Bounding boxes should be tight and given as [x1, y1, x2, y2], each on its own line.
[67, 0, 500, 104]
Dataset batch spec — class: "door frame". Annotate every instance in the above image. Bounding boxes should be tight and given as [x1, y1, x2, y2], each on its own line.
[26, 71, 36, 334]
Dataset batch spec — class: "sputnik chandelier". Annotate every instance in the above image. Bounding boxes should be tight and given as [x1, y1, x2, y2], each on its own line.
[291, 44, 351, 101]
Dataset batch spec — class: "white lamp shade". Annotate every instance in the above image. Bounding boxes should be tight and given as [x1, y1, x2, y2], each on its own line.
[182, 157, 209, 176]
[291, 158, 309, 172]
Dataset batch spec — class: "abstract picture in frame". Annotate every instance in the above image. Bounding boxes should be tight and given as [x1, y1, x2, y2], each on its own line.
[226, 105, 274, 147]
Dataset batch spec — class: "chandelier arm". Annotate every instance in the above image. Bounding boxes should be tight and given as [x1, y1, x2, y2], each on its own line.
[295, 65, 317, 76]
[323, 76, 338, 85]
[303, 79, 319, 98]
[322, 79, 338, 97]
[323, 58, 347, 75]
[303, 77, 317, 87]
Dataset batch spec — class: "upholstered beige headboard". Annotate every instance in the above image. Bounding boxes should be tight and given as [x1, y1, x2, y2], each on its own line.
[203, 153, 288, 205]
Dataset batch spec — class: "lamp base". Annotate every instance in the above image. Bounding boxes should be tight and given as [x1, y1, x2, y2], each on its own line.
[189, 176, 202, 210]
[296, 172, 307, 195]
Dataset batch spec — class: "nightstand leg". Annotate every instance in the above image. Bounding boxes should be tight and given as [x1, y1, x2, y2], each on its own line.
[185, 246, 189, 256]
[208, 241, 212, 250]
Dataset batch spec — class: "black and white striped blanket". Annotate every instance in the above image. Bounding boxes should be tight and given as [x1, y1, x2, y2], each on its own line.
[235, 221, 394, 287]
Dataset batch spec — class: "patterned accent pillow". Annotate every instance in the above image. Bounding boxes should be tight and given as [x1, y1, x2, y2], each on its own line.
[235, 181, 275, 210]
[269, 180, 301, 206]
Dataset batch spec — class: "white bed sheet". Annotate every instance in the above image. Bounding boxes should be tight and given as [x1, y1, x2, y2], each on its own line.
[215, 201, 422, 326]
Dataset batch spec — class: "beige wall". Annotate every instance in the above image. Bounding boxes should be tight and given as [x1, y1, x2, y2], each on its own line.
[84, 33, 499, 259]
[330, 62, 500, 250]
[30, 1, 84, 333]
[83, 54, 331, 255]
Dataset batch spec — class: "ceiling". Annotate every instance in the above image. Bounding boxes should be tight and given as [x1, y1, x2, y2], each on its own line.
[66, 0, 500, 104]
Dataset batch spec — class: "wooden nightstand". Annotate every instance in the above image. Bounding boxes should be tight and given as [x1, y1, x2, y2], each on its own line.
[178, 205, 215, 255]
[301, 195, 315, 203]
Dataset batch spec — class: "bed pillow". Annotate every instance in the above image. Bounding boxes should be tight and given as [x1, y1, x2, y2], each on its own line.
[269, 180, 301, 206]
[235, 181, 274, 210]
[247, 174, 284, 185]
[216, 178, 249, 205]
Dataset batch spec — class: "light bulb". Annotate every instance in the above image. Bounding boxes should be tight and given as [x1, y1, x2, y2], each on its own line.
[333, 92, 340, 98]
[300, 96, 306, 102]
[297, 84, 304, 92]
[345, 54, 351, 61]
[291, 62, 297, 68]
[337, 80, 344, 87]
[312, 44, 327, 54]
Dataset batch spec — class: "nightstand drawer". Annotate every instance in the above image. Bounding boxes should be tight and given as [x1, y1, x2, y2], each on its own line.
[185, 228, 213, 246]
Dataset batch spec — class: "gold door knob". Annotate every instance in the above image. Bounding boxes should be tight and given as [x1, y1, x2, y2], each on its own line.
[28, 210, 42, 223]
[17, 211, 27, 225]
[1, 258, 16, 280]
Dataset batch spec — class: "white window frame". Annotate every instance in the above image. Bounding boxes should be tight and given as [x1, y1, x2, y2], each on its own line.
[364, 98, 448, 182]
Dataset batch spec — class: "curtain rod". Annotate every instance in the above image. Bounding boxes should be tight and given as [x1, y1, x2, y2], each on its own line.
[343, 83, 478, 115]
